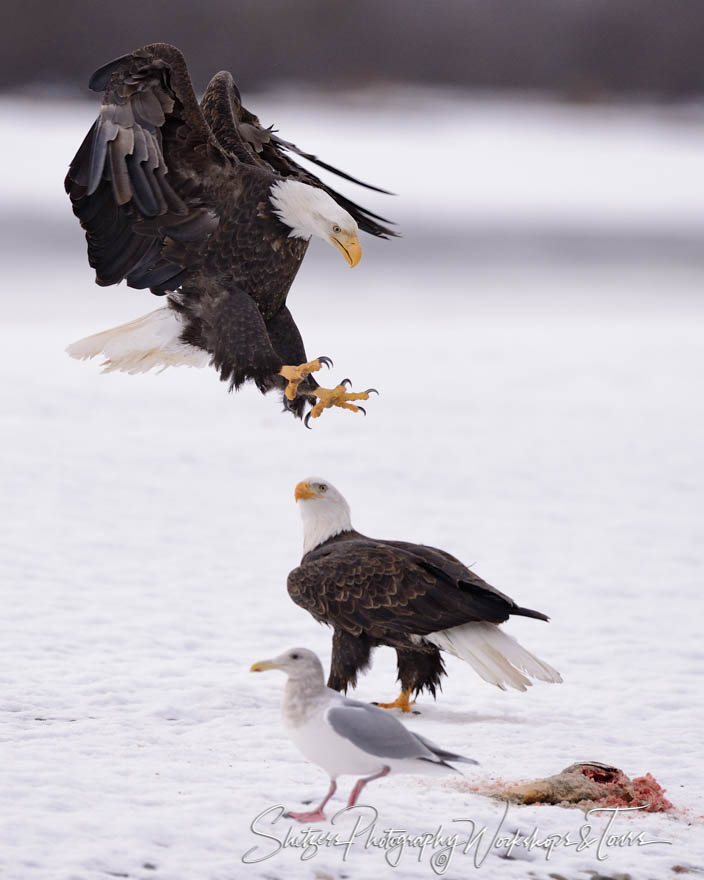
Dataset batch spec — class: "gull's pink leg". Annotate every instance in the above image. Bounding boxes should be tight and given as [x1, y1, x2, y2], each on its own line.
[347, 766, 391, 807]
[286, 779, 337, 823]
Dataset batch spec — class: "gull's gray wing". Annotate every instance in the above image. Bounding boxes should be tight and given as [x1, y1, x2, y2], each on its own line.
[326, 698, 446, 762]
[413, 731, 479, 765]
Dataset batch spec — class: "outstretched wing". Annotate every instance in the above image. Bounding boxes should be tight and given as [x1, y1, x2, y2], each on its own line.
[65, 43, 229, 293]
[199, 71, 397, 239]
[287, 539, 546, 643]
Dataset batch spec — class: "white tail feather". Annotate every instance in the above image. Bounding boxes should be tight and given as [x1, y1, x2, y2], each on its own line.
[66, 308, 210, 375]
[426, 622, 562, 691]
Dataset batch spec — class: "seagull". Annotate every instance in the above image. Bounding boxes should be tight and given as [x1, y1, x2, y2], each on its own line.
[250, 647, 478, 822]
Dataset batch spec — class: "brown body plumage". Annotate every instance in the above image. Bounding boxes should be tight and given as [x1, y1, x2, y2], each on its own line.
[289, 478, 562, 705]
[289, 530, 550, 696]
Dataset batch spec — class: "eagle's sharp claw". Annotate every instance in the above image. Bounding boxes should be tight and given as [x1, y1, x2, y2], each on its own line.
[304, 412, 313, 429]
[281, 357, 333, 401]
[365, 388, 379, 396]
[309, 378, 378, 420]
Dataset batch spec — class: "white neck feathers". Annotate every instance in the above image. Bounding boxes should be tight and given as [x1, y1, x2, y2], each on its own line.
[269, 179, 352, 242]
[300, 498, 353, 555]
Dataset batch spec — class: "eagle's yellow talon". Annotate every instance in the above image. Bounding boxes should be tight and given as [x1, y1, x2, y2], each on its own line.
[315, 385, 368, 412]
[280, 358, 327, 400]
[374, 690, 415, 713]
[302, 381, 377, 426]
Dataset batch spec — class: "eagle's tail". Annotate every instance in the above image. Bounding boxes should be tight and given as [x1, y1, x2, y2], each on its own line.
[66, 307, 209, 375]
[426, 621, 562, 691]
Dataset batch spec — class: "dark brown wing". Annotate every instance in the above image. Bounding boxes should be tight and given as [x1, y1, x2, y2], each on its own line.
[199, 71, 261, 166]
[199, 71, 397, 239]
[65, 43, 230, 293]
[287, 539, 546, 645]
[379, 539, 548, 620]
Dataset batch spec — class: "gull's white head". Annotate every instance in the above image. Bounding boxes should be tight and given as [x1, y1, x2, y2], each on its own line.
[250, 647, 325, 683]
[269, 180, 362, 267]
[294, 476, 352, 555]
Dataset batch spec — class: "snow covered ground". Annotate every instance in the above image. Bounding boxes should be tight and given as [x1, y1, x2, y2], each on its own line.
[1, 93, 703, 879]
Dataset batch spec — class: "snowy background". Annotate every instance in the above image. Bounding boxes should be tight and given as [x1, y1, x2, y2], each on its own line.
[1, 92, 703, 879]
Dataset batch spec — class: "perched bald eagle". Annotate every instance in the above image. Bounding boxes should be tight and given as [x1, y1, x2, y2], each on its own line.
[65, 43, 395, 421]
[288, 478, 562, 712]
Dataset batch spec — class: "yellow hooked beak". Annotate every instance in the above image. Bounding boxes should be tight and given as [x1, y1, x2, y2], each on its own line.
[250, 659, 277, 672]
[330, 232, 362, 268]
[294, 480, 321, 502]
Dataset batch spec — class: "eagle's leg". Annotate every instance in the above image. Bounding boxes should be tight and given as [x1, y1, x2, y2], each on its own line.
[279, 357, 332, 401]
[327, 629, 372, 692]
[265, 307, 321, 419]
[305, 382, 378, 425]
[374, 689, 415, 713]
[375, 647, 446, 713]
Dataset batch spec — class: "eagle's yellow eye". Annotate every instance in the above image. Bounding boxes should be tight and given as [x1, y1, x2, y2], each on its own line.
[319, 484, 328, 492]
[332, 225, 342, 234]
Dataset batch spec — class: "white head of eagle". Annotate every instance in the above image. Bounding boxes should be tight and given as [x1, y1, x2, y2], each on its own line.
[269, 181, 362, 267]
[294, 477, 352, 554]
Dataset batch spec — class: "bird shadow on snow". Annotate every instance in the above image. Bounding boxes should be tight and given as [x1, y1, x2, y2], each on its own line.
[409, 704, 528, 725]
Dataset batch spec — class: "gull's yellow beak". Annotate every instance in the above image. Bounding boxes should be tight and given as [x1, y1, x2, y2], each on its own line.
[250, 659, 277, 672]
[330, 232, 362, 268]
[294, 480, 321, 502]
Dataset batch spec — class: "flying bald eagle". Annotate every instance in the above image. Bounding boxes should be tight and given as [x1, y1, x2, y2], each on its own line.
[288, 478, 562, 712]
[65, 43, 394, 422]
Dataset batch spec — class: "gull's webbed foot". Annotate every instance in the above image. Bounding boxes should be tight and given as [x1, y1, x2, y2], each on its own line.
[279, 356, 333, 401]
[304, 380, 378, 428]
[373, 689, 418, 714]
